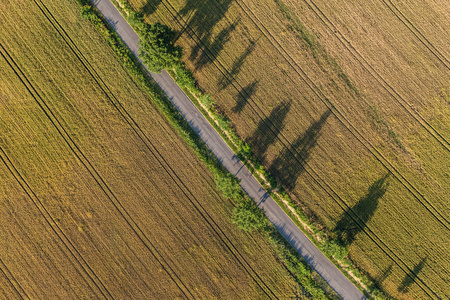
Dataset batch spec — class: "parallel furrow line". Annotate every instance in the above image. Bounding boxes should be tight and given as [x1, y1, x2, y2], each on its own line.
[33, 0, 277, 298]
[151, 0, 442, 297]
[302, 0, 450, 150]
[233, 0, 449, 230]
[0, 257, 28, 300]
[1, 40, 192, 299]
[382, 0, 450, 68]
[0, 145, 110, 299]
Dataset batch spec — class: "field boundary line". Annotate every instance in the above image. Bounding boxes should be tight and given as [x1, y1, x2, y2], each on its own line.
[0, 257, 28, 300]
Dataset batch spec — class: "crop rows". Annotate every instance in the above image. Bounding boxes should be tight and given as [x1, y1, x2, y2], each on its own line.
[34, 0, 282, 297]
[1, 41, 185, 298]
[138, 0, 449, 297]
[0, 0, 309, 298]
[148, 0, 448, 231]
[0, 257, 27, 299]
[297, 0, 449, 151]
[216, 1, 449, 296]
[233, 0, 449, 229]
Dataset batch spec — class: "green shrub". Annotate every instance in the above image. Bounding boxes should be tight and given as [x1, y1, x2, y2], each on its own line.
[138, 23, 182, 73]
[214, 172, 242, 201]
[199, 94, 215, 109]
[232, 198, 267, 231]
[321, 239, 348, 261]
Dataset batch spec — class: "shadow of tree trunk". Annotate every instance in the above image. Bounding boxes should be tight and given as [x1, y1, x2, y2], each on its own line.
[232, 81, 258, 113]
[398, 257, 427, 293]
[220, 42, 256, 89]
[334, 173, 391, 246]
[246, 102, 291, 161]
[269, 109, 331, 190]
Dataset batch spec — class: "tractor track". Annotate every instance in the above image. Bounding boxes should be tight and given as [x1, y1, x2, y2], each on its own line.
[0, 143, 111, 299]
[152, 0, 446, 296]
[0, 40, 192, 299]
[233, 0, 449, 230]
[382, 0, 450, 69]
[20, 1, 279, 298]
[299, 0, 450, 150]
[0, 257, 28, 300]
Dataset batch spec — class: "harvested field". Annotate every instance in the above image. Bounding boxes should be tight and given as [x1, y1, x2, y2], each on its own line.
[0, 0, 307, 298]
[130, 0, 450, 298]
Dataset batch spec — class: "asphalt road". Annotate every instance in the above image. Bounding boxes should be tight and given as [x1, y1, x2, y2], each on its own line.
[92, 1, 366, 299]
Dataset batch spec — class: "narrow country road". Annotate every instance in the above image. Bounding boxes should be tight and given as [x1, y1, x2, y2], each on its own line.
[92, 0, 365, 299]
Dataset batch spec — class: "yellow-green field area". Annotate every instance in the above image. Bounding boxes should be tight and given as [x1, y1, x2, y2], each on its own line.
[130, 0, 450, 298]
[0, 0, 309, 298]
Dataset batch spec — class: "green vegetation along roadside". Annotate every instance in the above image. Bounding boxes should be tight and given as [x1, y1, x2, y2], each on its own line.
[105, 0, 388, 298]
[0, 0, 340, 297]
[122, 0, 450, 298]
[76, 0, 336, 298]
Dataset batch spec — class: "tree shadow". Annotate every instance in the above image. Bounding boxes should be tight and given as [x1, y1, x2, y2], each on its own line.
[191, 18, 239, 69]
[139, 0, 235, 68]
[219, 42, 257, 90]
[374, 264, 393, 291]
[178, 0, 234, 69]
[398, 257, 427, 293]
[232, 81, 258, 113]
[335, 173, 391, 246]
[268, 109, 331, 190]
[141, 1, 162, 16]
[246, 102, 291, 161]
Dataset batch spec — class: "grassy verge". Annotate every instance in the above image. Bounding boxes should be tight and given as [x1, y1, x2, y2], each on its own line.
[77, 0, 335, 298]
[102, 0, 390, 298]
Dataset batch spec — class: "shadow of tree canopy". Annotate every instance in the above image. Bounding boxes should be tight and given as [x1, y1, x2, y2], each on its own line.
[374, 264, 393, 291]
[141, 0, 162, 16]
[177, 0, 234, 69]
[232, 81, 258, 113]
[398, 257, 427, 293]
[334, 173, 391, 246]
[268, 109, 331, 190]
[220, 42, 256, 90]
[193, 18, 239, 69]
[246, 102, 291, 161]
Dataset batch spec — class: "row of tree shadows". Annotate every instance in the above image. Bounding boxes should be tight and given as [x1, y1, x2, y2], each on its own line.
[243, 102, 428, 294]
[141, 0, 429, 295]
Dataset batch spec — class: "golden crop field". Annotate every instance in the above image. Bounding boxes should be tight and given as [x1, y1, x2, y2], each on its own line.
[0, 0, 313, 298]
[129, 0, 450, 298]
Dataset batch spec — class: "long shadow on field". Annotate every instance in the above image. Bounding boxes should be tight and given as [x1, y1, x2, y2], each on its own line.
[220, 42, 257, 90]
[178, 0, 234, 69]
[193, 18, 239, 70]
[140, 0, 235, 69]
[335, 173, 390, 247]
[398, 257, 427, 293]
[268, 109, 331, 190]
[232, 81, 258, 113]
[375, 264, 393, 288]
[141, 0, 162, 16]
[246, 102, 291, 162]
